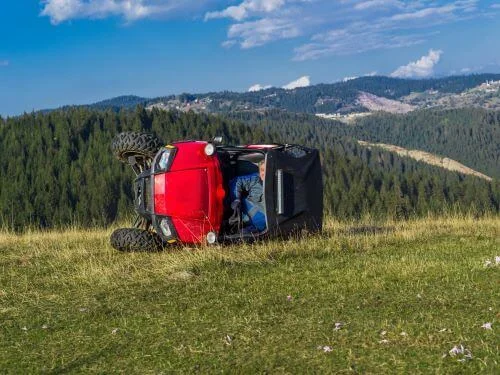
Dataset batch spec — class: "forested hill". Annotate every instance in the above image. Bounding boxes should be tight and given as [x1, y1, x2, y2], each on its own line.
[346, 108, 500, 179]
[0, 108, 498, 230]
[37, 73, 500, 116]
[228, 108, 500, 179]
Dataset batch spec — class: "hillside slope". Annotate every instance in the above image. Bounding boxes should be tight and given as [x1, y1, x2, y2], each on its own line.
[349, 108, 500, 178]
[1, 217, 498, 373]
[358, 141, 492, 181]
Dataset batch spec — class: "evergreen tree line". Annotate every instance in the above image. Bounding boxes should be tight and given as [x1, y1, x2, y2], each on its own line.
[227, 110, 500, 219]
[0, 107, 498, 230]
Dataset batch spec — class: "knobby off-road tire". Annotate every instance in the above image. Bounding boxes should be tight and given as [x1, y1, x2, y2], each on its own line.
[110, 228, 164, 252]
[111, 132, 162, 163]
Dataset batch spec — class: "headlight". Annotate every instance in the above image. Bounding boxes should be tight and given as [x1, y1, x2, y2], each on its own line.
[158, 149, 172, 169]
[206, 231, 217, 244]
[154, 147, 176, 172]
[159, 218, 172, 237]
[204, 143, 216, 156]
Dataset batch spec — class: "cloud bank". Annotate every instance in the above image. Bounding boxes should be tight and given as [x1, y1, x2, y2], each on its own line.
[228, 17, 300, 48]
[390, 49, 443, 78]
[40, 0, 189, 24]
[205, 0, 285, 21]
[40, 0, 498, 67]
[248, 83, 272, 92]
[282, 75, 310, 90]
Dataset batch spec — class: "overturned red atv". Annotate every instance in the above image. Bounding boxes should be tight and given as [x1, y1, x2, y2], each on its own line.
[110, 132, 323, 251]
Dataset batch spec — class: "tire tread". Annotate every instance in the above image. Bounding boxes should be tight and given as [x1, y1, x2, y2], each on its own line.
[110, 228, 164, 252]
[111, 132, 162, 162]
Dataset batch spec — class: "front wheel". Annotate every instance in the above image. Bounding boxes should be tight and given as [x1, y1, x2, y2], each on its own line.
[110, 228, 164, 252]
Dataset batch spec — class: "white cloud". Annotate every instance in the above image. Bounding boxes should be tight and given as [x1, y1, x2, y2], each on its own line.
[342, 76, 358, 82]
[205, 0, 285, 21]
[0, 60, 9, 67]
[355, 0, 403, 11]
[248, 83, 272, 91]
[282, 75, 310, 89]
[491, 4, 500, 9]
[221, 40, 237, 48]
[227, 18, 300, 48]
[294, 29, 428, 60]
[342, 71, 377, 82]
[455, 64, 485, 74]
[40, 0, 188, 24]
[390, 4, 462, 21]
[390, 49, 443, 78]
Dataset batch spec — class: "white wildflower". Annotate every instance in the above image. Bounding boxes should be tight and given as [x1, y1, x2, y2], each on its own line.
[379, 339, 389, 344]
[481, 322, 492, 330]
[21, 326, 28, 331]
[449, 344, 472, 361]
[380, 330, 387, 336]
[334, 322, 344, 331]
[322, 346, 333, 352]
[400, 331, 408, 336]
[484, 260, 492, 267]
[224, 335, 233, 345]
[449, 345, 464, 356]
[495, 256, 500, 265]
[41, 325, 48, 329]
[111, 328, 119, 334]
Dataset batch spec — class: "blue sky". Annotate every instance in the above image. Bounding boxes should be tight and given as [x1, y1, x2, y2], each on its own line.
[1, 0, 499, 116]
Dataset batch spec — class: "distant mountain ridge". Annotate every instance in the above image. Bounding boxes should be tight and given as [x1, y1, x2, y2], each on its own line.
[91, 95, 149, 109]
[82, 73, 500, 115]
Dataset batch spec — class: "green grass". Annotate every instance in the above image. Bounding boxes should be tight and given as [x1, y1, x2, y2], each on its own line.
[0, 216, 499, 374]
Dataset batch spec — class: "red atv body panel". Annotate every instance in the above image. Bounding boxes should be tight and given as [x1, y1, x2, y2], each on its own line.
[153, 141, 225, 244]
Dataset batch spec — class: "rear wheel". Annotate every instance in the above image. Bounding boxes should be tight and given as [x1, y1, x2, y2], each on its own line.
[110, 228, 164, 252]
[111, 132, 162, 174]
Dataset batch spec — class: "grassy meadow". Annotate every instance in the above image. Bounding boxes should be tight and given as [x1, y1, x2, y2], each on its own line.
[0, 216, 498, 373]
